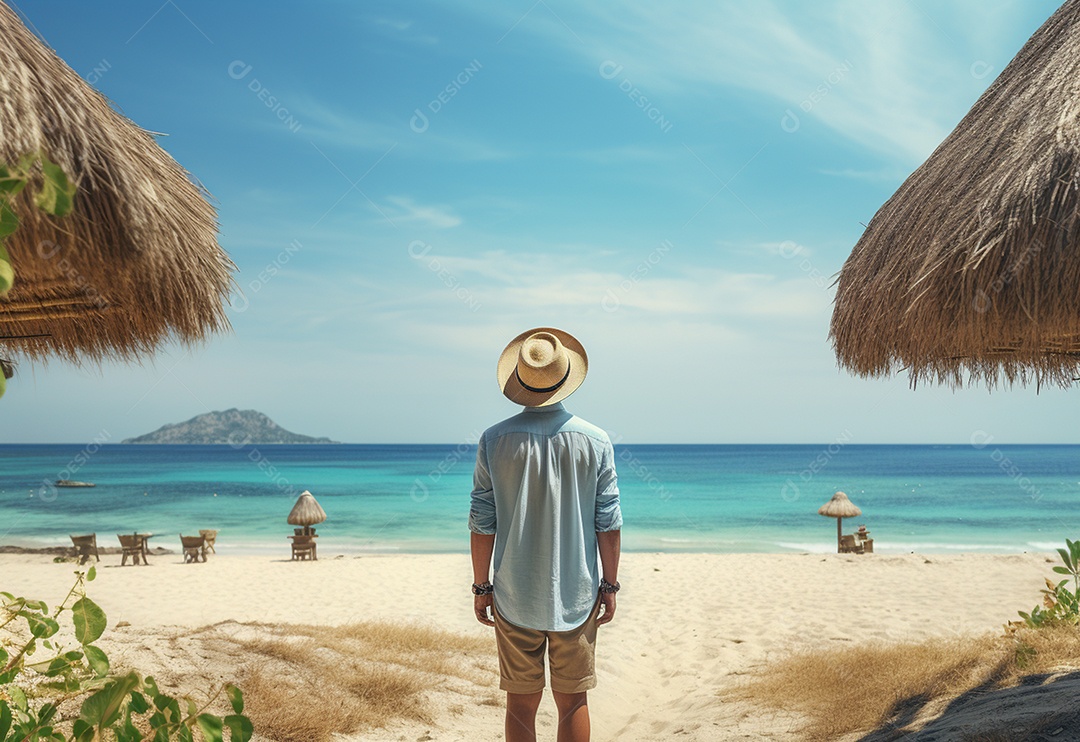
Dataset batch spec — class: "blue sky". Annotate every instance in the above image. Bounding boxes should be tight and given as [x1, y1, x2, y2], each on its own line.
[1, 0, 1073, 444]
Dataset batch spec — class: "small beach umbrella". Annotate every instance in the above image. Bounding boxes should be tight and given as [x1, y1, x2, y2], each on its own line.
[818, 491, 861, 552]
[830, 0, 1080, 390]
[0, 1, 234, 368]
[287, 490, 327, 535]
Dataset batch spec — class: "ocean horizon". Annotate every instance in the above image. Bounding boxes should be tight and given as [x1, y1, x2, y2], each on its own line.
[2, 443, 1078, 555]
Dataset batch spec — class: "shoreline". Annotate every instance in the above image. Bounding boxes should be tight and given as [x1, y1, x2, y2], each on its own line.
[0, 539, 1066, 557]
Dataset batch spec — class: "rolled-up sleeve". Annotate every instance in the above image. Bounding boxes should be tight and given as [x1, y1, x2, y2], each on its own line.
[468, 433, 497, 534]
[595, 438, 622, 532]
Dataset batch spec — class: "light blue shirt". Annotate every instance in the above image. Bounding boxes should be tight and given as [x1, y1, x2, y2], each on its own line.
[469, 403, 622, 631]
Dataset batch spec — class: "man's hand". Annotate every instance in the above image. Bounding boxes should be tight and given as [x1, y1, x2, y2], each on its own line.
[474, 593, 495, 627]
[596, 591, 616, 626]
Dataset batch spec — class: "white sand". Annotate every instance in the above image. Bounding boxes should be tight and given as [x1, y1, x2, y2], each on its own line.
[0, 550, 1058, 740]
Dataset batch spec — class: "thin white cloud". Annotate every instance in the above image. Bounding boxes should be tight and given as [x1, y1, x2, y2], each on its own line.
[384, 196, 462, 228]
[370, 17, 412, 32]
[388, 247, 829, 325]
[436, 0, 1039, 164]
[294, 98, 515, 161]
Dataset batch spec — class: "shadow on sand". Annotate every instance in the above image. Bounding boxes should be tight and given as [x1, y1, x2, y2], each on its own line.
[857, 668, 1080, 741]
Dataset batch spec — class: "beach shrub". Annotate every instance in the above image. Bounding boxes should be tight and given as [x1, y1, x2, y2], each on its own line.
[0, 152, 76, 399]
[1013, 538, 1080, 630]
[0, 151, 75, 298]
[0, 568, 251, 741]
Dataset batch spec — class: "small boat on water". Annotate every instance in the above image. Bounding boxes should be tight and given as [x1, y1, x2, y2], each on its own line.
[55, 480, 96, 488]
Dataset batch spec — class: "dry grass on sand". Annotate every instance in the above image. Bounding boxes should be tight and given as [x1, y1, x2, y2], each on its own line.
[730, 626, 1080, 741]
[105, 620, 498, 742]
[235, 622, 497, 742]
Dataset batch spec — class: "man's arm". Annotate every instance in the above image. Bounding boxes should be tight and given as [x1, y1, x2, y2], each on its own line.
[470, 532, 496, 627]
[469, 434, 496, 627]
[595, 438, 622, 626]
[596, 529, 620, 625]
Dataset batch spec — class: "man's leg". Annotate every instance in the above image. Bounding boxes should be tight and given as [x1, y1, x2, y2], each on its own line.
[505, 691, 543, 741]
[552, 690, 590, 742]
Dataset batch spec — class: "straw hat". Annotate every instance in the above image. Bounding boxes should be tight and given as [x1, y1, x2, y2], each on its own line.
[497, 327, 588, 406]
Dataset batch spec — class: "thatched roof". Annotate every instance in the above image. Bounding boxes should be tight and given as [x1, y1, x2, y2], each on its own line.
[287, 491, 327, 526]
[830, 0, 1080, 389]
[0, 1, 233, 365]
[818, 491, 861, 519]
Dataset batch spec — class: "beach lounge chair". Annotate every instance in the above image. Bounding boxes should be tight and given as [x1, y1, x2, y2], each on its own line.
[180, 534, 207, 563]
[289, 534, 317, 561]
[69, 534, 99, 563]
[839, 534, 865, 554]
[199, 529, 218, 554]
[117, 533, 147, 565]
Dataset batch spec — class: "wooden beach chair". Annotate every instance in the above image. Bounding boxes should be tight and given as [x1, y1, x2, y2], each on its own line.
[289, 534, 317, 561]
[838, 534, 864, 555]
[117, 533, 147, 565]
[69, 534, 99, 563]
[137, 533, 153, 561]
[199, 529, 218, 554]
[180, 534, 207, 563]
[853, 525, 874, 554]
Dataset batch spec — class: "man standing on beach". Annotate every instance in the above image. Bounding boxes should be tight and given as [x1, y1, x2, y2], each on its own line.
[470, 327, 622, 742]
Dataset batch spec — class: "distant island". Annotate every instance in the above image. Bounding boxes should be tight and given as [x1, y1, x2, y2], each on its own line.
[122, 409, 339, 445]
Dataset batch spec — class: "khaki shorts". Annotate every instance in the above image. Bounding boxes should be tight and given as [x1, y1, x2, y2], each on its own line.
[493, 599, 601, 694]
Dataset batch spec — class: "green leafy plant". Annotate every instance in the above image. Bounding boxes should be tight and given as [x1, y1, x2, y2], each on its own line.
[1012, 538, 1080, 630]
[0, 151, 75, 296]
[0, 151, 76, 399]
[1, 568, 251, 741]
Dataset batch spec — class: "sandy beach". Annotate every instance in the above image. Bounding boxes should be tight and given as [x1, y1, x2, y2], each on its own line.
[0, 549, 1060, 740]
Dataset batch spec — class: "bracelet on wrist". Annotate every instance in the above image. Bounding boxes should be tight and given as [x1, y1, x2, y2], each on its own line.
[600, 578, 620, 594]
[472, 581, 493, 596]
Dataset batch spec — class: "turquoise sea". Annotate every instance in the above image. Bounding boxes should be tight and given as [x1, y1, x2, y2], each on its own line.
[2, 443, 1079, 554]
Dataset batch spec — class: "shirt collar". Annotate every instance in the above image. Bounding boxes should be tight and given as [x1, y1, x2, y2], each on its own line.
[524, 402, 566, 413]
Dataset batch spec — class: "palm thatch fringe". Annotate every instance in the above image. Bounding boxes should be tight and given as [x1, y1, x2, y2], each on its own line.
[817, 491, 862, 519]
[287, 491, 327, 527]
[830, 0, 1080, 389]
[0, 0, 234, 365]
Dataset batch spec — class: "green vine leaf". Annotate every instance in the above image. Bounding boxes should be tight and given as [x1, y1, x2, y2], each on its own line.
[0, 201, 18, 239]
[24, 611, 60, 639]
[71, 596, 107, 645]
[0, 701, 11, 739]
[0, 241, 13, 297]
[196, 713, 224, 742]
[80, 671, 140, 729]
[128, 691, 149, 715]
[84, 644, 109, 677]
[0, 164, 26, 197]
[9, 686, 28, 711]
[34, 156, 75, 217]
[225, 713, 254, 742]
[72, 718, 95, 742]
[226, 684, 244, 714]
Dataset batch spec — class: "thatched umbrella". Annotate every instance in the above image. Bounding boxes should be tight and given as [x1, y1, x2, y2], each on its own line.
[831, 0, 1080, 389]
[0, 1, 233, 367]
[818, 491, 861, 552]
[287, 490, 326, 535]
